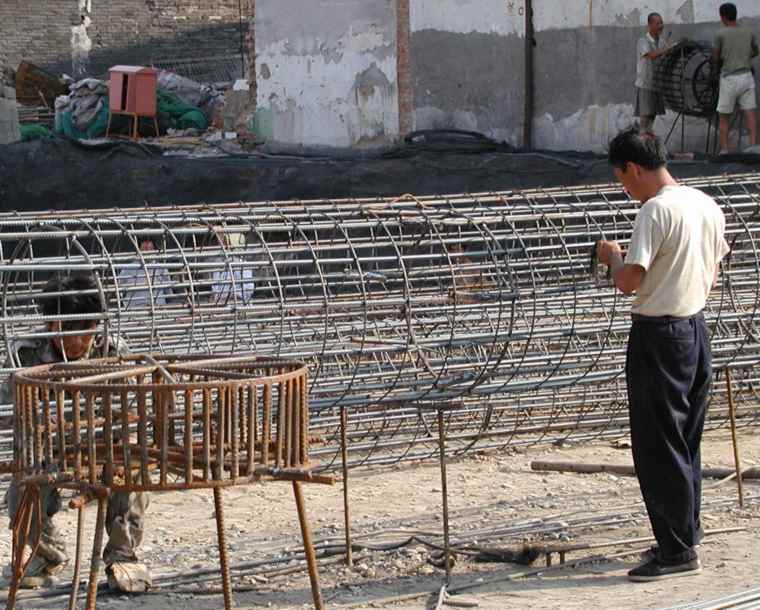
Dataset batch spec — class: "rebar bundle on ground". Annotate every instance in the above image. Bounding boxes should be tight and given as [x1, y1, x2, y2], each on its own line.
[1, 172, 759, 468]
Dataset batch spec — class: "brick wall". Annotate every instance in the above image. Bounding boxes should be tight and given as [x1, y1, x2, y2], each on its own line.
[0, 1, 249, 80]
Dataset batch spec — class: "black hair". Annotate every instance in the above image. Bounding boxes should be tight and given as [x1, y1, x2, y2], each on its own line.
[647, 12, 662, 24]
[608, 126, 668, 171]
[39, 274, 103, 323]
[719, 3, 737, 21]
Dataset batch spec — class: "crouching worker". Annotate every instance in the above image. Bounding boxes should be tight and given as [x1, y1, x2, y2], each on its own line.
[1, 274, 151, 592]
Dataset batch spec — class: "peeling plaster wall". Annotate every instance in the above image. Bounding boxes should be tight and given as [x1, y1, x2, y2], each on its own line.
[253, 0, 399, 148]
[410, 0, 526, 146]
[533, 0, 760, 152]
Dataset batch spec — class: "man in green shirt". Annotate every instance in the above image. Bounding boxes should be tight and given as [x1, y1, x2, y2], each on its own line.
[712, 3, 759, 153]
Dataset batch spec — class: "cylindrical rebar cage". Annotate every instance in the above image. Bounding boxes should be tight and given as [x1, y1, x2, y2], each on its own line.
[11, 355, 310, 491]
[1, 173, 759, 469]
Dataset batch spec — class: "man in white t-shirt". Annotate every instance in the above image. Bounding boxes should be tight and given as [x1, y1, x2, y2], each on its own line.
[596, 127, 729, 582]
[635, 13, 675, 134]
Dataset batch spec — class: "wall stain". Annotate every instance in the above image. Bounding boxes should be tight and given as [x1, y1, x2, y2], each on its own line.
[676, 0, 695, 24]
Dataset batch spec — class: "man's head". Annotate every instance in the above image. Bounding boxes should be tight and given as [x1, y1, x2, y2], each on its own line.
[647, 12, 664, 37]
[39, 274, 103, 360]
[719, 3, 738, 24]
[608, 127, 670, 202]
[138, 239, 156, 252]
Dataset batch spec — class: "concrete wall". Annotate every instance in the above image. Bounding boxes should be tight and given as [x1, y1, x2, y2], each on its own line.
[252, 0, 399, 148]
[2, 0, 759, 152]
[409, 0, 526, 146]
[0, 0, 248, 79]
[532, 0, 760, 152]
[0, 86, 21, 145]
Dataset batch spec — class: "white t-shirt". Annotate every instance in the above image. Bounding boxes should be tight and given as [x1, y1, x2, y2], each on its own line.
[624, 185, 730, 317]
[635, 33, 662, 90]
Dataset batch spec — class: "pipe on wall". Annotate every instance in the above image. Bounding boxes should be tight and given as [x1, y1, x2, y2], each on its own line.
[523, 0, 534, 149]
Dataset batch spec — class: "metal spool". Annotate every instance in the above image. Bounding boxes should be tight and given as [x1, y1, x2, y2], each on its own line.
[11, 355, 311, 491]
[1, 173, 760, 469]
[653, 40, 719, 117]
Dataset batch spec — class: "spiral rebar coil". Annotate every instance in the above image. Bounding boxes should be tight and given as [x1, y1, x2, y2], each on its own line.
[1, 172, 759, 469]
[653, 40, 718, 117]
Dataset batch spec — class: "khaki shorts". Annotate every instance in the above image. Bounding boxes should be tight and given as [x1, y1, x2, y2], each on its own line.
[717, 71, 757, 114]
[635, 87, 665, 117]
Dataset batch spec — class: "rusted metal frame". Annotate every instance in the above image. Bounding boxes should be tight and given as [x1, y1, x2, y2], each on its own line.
[285, 377, 294, 468]
[231, 384, 240, 479]
[68, 505, 85, 610]
[246, 383, 256, 476]
[55, 388, 67, 471]
[276, 375, 286, 468]
[300, 373, 309, 465]
[185, 385, 194, 485]
[119, 388, 131, 483]
[216, 386, 226, 480]
[203, 386, 212, 481]
[262, 382, 271, 467]
[213, 487, 234, 610]
[7, 482, 42, 610]
[41, 388, 53, 464]
[72, 390, 82, 479]
[86, 392, 96, 485]
[85, 495, 108, 610]
[103, 392, 114, 486]
[138, 385, 150, 486]
[21, 383, 32, 469]
[292, 481, 325, 610]
[32, 386, 41, 468]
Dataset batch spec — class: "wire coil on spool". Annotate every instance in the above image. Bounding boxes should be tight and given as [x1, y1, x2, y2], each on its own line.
[653, 40, 719, 117]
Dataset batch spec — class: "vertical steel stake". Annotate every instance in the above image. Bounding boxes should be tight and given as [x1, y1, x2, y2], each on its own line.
[213, 486, 235, 609]
[85, 496, 107, 610]
[437, 408, 452, 586]
[68, 506, 85, 610]
[293, 481, 324, 610]
[340, 405, 353, 566]
[725, 369, 744, 507]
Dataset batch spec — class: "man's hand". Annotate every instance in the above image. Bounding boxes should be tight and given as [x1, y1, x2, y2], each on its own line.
[594, 240, 645, 295]
[595, 240, 623, 267]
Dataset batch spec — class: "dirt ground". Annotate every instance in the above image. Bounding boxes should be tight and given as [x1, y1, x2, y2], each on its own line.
[2, 428, 760, 610]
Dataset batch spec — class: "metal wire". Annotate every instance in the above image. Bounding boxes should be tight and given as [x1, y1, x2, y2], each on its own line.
[1, 172, 760, 469]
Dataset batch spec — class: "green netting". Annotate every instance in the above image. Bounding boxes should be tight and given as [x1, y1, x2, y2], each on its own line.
[157, 90, 208, 131]
[20, 124, 53, 141]
[57, 105, 109, 139]
[55, 90, 207, 140]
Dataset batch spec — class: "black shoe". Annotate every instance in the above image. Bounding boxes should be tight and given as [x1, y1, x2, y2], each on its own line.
[640, 527, 705, 562]
[628, 557, 702, 582]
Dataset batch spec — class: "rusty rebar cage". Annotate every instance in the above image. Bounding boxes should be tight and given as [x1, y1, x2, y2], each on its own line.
[11, 355, 311, 491]
[6, 355, 328, 610]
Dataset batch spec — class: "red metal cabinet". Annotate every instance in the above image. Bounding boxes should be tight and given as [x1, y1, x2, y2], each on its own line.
[107, 65, 159, 139]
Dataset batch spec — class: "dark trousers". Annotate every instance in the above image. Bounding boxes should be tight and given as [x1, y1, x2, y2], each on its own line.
[626, 313, 712, 563]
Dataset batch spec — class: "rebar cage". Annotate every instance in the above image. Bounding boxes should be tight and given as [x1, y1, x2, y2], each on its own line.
[11, 355, 311, 491]
[1, 173, 759, 469]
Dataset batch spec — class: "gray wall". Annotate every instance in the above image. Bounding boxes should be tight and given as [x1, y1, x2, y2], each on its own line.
[0, 0, 248, 79]
[252, 0, 399, 148]
[531, 2, 760, 152]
